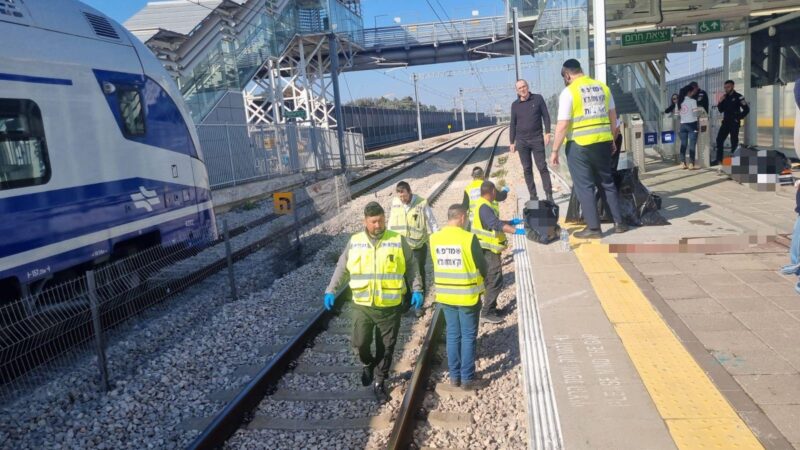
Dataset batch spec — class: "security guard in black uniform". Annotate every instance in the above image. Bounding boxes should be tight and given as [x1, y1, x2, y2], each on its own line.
[714, 79, 750, 166]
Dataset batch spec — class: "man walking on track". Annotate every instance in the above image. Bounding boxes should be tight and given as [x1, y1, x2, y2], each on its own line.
[550, 59, 628, 238]
[323, 202, 423, 403]
[510, 79, 554, 202]
[388, 181, 438, 316]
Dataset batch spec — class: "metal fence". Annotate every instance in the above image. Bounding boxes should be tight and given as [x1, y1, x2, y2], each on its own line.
[0, 175, 351, 405]
[342, 106, 495, 148]
[197, 123, 365, 190]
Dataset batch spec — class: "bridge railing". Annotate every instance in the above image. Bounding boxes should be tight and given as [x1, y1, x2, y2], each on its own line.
[361, 16, 508, 49]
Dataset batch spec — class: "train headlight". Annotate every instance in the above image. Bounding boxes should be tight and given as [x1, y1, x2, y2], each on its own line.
[102, 81, 116, 94]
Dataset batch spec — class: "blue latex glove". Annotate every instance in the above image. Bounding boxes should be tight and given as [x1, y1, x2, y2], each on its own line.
[411, 291, 424, 309]
[509, 218, 523, 226]
[514, 228, 526, 235]
[323, 293, 335, 310]
[501, 186, 510, 193]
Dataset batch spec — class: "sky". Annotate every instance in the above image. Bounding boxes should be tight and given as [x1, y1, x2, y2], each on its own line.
[85, 0, 725, 114]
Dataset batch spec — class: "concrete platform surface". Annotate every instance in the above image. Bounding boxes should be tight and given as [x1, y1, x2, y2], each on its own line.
[512, 152, 800, 449]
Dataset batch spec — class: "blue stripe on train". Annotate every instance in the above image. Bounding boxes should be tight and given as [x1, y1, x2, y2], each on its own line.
[0, 178, 212, 259]
[6, 209, 214, 284]
[0, 72, 73, 86]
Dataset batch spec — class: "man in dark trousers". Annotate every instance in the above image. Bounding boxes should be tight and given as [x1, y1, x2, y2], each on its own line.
[323, 202, 423, 402]
[713, 80, 749, 166]
[510, 79, 554, 202]
[469, 181, 526, 324]
[550, 59, 628, 238]
[689, 81, 709, 114]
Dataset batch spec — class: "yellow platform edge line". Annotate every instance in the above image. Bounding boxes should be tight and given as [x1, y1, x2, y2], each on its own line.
[566, 229, 764, 450]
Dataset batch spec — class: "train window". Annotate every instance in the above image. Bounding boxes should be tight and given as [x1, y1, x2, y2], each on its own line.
[117, 88, 145, 136]
[0, 99, 51, 190]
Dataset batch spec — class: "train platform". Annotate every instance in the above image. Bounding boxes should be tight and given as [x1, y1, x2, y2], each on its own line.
[510, 153, 800, 449]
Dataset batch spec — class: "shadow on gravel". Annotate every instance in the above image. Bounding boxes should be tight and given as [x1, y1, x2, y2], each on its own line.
[476, 322, 521, 382]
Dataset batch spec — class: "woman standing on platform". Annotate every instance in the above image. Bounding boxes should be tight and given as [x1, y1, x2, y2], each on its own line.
[677, 85, 701, 170]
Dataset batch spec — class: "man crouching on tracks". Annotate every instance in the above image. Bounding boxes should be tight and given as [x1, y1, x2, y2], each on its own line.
[470, 181, 526, 324]
[431, 204, 489, 390]
[323, 202, 423, 403]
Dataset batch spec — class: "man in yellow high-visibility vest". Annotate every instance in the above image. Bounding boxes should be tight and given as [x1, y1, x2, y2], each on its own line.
[388, 181, 438, 315]
[323, 202, 423, 402]
[550, 59, 629, 238]
[462, 166, 508, 223]
[470, 181, 526, 324]
[430, 204, 488, 390]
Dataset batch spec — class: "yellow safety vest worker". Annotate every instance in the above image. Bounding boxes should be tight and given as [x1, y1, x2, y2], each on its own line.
[465, 179, 483, 212]
[470, 197, 507, 254]
[430, 226, 485, 306]
[388, 195, 429, 249]
[346, 231, 407, 307]
[566, 76, 614, 146]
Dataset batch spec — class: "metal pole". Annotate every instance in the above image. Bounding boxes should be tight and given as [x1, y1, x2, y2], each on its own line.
[268, 59, 281, 123]
[474, 99, 478, 123]
[592, 0, 607, 83]
[328, 33, 347, 170]
[86, 270, 110, 392]
[459, 88, 466, 133]
[292, 190, 302, 250]
[512, 7, 521, 81]
[223, 219, 238, 302]
[413, 73, 423, 144]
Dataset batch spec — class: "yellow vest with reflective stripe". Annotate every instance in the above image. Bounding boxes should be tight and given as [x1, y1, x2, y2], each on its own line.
[465, 179, 483, 213]
[430, 226, 484, 306]
[346, 231, 407, 308]
[470, 197, 507, 254]
[388, 195, 429, 249]
[566, 76, 614, 146]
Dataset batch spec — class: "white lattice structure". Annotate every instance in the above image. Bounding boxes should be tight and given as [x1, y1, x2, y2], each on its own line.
[244, 32, 359, 128]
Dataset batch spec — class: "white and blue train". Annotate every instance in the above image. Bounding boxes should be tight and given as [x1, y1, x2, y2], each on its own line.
[0, 0, 218, 301]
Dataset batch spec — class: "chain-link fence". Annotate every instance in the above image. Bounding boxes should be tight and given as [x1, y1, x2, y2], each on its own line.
[0, 175, 351, 404]
[197, 123, 365, 190]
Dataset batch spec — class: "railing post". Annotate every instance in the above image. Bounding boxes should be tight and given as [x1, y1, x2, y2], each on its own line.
[225, 125, 236, 187]
[223, 220, 238, 302]
[86, 270, 110, 392]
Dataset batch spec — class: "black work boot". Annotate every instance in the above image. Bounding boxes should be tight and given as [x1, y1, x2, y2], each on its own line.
[613, 223, 630, 233]
[361, 365, 374, 387]
[480, 310, 503, 324]
[545, 192, 554, 203]
[573, 226, 602, 239]
[461, 378, 490, 391]
[372, 381, 389, 403]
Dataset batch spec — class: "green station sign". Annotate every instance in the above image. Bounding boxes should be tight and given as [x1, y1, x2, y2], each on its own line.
[284, 110, 307, 119]
[621, 29, 672, 46]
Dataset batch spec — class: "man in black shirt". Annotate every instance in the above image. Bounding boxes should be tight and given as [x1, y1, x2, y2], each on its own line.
[689, 81, 709, 113]
[713, 79, 750, 166]
[510, 79, 553, 202]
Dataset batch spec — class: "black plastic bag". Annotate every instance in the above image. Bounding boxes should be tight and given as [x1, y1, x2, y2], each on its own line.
[564, 167, 669, 226]
[523, 199, 561, 243]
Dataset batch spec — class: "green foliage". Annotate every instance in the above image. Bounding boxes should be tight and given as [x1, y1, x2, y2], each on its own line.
[492, 168, 507, 179]
[346, 96, 438, 112]
[497, 156, 508, 166]
[241, 200, 259, 211]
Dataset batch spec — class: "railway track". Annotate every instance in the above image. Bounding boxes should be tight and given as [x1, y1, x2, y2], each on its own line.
[186, 127, 506, 449]
[218, 127, 490, 241]
[0, 127, 499, 394]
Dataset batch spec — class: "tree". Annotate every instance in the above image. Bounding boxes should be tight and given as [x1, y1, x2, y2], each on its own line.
[345, 96, 438, 112]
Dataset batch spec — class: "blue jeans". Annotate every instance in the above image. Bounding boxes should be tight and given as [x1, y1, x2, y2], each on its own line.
[441, 303, 480, 382]
[792, 215, 800, 265]
[679, 122, 698, 164]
